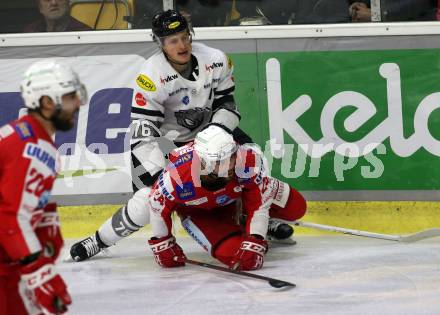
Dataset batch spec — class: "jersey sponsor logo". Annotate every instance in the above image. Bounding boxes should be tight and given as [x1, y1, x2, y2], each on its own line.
[181, 95, 190, 105]
[205, 62, 224, 72]
[135, 93, 147, 106]
[212, 78, 220, 83]
[227, 55, 233, 69]
[233, 186, 242, 193]
[203, 83, 211, 89]
[185, 196, 208, 206]
[158, 173, 175, 200]
[0, 124, 14, 140]
[176, 182, 196, 200]
[172, 152, 193, 168]
[15, 122, 33, 140]
[174, 145, 194, 155]
[136, 74, 156, 92]
[160, 74, 178, 85]
[168, 87, 188, 97]
[175, 108, 210, 131]
[216, 194, 230, 205]
[273, 180, 289, 207]
[24, 143, 57, 173]
[181, 217, 211, 252]
[168, 21, 181, 29]
[150, 189, 166, 213]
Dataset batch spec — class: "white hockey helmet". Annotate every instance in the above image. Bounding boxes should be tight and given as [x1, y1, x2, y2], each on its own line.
[194, 125, 238, 165]
[20, 59, 88, 110]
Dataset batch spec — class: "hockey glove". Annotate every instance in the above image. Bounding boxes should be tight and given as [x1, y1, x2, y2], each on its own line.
[20, 256, 71, 314]
[36, 203, 64, 261]
[148, 235, 186, 268]
[230, 235, 268, 271]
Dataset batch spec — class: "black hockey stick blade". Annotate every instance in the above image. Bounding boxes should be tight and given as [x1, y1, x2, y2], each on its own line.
[185, 258, 296, 289]
[268, 279, 295, 288]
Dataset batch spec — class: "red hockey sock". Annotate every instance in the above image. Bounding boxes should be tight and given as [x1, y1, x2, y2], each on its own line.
[213, 235, 243, 267]
[269, 187, 307, 221]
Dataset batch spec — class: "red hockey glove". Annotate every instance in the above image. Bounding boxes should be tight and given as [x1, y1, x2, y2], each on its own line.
[148, 235, 186, 268]
[230, 235, 268, 271]
[20, 256, 71, 315]
[35, 203, 64, 261]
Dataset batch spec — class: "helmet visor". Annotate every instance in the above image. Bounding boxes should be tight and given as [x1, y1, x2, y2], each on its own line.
[76, 83, 88, 105]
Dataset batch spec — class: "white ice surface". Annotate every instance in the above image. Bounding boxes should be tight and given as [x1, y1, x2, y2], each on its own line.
[60, 236, 440, 315]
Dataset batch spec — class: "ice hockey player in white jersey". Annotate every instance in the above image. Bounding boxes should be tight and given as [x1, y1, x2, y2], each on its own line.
[70, 9, 293, 262]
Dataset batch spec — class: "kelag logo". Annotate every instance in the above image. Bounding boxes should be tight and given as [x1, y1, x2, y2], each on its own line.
[267, 59, 440, 158]
[264, 56, 440, 183]
[0, 88, 133, 155]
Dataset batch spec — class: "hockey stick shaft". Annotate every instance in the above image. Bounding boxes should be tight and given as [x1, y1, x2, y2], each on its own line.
[184, 258, 296, 288]
[293, 221, 400, 241]
[293, 221, 440, 242]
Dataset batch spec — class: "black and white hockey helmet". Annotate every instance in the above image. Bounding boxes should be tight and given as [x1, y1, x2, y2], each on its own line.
[152, 10, 189, 38]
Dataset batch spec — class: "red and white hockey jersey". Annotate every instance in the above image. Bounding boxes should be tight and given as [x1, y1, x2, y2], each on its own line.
[148, 143, 287, 239]
[0, 115, 58, 271]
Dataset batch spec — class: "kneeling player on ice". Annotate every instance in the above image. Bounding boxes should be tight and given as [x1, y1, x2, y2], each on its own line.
[148, 126, 307, 270]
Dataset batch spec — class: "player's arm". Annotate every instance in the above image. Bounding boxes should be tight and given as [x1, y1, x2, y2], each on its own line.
[0, 140, 43, 261]
[229, 150, 274, 271]
[130, 72, 169, 188]
[209, 53, 241, 133]
[240, 151, 275, 239]
[147, 171, 186, 267]
[0, 137, 71, 314]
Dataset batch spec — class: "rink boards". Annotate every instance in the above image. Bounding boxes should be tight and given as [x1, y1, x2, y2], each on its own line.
[58, 201, 440, 238]
[1, 24, 440, 204]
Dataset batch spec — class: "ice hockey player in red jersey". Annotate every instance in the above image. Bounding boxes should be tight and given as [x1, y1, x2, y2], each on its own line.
[0, 59, 87, 315]
[148, 126, 307, 270]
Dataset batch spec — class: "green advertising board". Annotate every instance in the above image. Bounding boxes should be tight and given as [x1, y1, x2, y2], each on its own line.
[233, 49, 440, 191]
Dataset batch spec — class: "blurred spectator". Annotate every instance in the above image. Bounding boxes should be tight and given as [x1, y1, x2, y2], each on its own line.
[349, 0, 437, 22]
[24, 0, 91, 32]
[178, 0, 228, 26]
[232, 0, 349, 25]
[289, 0, 350, 24]
[438, 0, 440, 20]
[133, 0, 227, 28]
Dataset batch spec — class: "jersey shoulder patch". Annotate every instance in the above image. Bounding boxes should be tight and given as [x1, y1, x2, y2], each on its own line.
[14, 122, 34, 141]
[175, 182, 196, 200]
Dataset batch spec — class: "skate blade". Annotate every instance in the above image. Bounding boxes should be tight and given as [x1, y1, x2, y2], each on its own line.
[60, 247, 110, 263]
[267, 237, 297, 245]
[61, 251, 75, 263]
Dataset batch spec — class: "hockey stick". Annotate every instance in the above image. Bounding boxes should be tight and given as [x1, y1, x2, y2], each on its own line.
[293, 221, 440, 243]
[184, 258, 296, 289]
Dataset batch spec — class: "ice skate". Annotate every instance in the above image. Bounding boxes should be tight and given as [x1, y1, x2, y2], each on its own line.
[267, 218, 296, 245]
[70, 232, 108, 262]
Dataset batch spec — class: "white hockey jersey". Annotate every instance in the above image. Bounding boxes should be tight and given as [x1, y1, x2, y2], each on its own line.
[131, 42, 240, 144]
